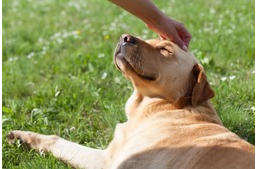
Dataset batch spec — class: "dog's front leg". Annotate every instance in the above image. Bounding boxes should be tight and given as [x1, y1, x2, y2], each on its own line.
[7, 130, 107, 169]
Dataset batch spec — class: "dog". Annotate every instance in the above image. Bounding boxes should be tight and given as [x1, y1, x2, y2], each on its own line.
[7, 34, 255, 169]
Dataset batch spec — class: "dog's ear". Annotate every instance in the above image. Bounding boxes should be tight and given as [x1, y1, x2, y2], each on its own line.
[190, 64, 214, 107]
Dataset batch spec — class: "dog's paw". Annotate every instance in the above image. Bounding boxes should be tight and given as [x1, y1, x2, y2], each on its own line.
[7, 130, 59, 153]
[7, 130, 37, 147]
[7, 130, 25, 144]
[7, 131, 16, 144]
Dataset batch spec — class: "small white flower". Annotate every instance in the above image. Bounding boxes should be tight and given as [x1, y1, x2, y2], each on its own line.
[142, 35, 148, 39]
[56, 38, 63, 44]
[201, 57, 209, 64]
[225, 29, 233, 34]
[231, 24, 236, 30]
[218, 18, 223, 25]
[41, 50, 46, 55]
[210, 8, 216, 14]
[115, 77, 121, 83]
[221, 77, 227, 81]
[27, 52, 34, 59]
[142, 29, 149, 35]
[98, 53, 105, 58]
[229, 76, 236, 80]
[102, 72, 108, 79]
[62, 32, 69, 38]
[69, 126, 76, 131]
[199, 12, 205, 17]
[61, 10, 66, 16]
[53, 32, 61, 38]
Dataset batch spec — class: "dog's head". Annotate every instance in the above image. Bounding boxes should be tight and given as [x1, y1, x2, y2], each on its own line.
[114, 34, 214, 107]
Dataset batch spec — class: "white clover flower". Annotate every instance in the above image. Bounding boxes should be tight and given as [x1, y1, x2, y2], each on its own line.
[102, 72, 108, 79]
[225, 29, 233, 34]
[69, 126, 76, 131]
[199, 13, 205, 17]
[221, 77, 227, 81]
[115, 77, 121, 84]
[27, 52, 34, 59]
[229, 76, 236, 80]
[201, 57, 209, 64]
[98, 53, 105, 58]
[210, 8, 216, 14]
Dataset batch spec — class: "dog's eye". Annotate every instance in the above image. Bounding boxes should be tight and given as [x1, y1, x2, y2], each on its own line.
[159, 47, 168, 51]
[158, 47, 171, 56]
[156, 41, 174, 56]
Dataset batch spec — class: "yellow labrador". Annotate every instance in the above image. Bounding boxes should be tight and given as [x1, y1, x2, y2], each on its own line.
[8, 34, 255, 169]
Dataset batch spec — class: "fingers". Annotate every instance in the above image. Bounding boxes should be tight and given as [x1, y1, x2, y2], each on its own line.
[174, 34, 188, 52]
[177, 24, 192, 48]
[174, 22, 191, 51]
[159, 33, 189, 52]
[156, 18, 191, 52]
[182, 34, 191, 48]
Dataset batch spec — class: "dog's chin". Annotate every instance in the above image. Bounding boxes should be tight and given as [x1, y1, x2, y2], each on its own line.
[114, 53, 156, 81]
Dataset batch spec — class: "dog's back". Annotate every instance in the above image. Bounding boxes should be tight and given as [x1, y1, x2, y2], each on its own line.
[111, 103, 254, 169]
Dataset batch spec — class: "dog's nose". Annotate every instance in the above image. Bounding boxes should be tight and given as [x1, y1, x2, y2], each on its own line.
[121, 34, 135, 44]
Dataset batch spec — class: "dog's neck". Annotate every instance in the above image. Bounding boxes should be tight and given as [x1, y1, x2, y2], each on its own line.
[125, 91, 222, 125]
[125, 91, 182, 121]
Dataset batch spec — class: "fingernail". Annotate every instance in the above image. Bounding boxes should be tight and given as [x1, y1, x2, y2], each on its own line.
[182, 45, 188, 51]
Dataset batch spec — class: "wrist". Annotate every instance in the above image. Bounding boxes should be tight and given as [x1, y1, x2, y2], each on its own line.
[145, 12, 167, 31]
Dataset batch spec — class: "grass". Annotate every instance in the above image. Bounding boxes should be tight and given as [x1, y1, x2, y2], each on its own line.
[2, 0, 254, 168]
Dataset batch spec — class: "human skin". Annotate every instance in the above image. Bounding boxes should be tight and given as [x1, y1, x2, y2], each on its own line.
[109, 0, 191, 51]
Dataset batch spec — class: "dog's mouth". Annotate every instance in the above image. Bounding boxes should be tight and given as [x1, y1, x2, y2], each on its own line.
[114, 45, 156, 81]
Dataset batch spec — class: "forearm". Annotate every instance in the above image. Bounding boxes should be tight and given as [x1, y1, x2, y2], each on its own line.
[109, 0, 166, 29]
[50, 138, 106, 169]
[109, 0, 191, 49]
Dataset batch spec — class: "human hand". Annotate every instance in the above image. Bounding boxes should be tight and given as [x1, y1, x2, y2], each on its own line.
[109, 0, 191, 51]
[147, 16, 191, 51]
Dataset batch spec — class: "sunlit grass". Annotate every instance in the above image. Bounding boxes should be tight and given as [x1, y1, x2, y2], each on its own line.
[2, 0, 254, 168]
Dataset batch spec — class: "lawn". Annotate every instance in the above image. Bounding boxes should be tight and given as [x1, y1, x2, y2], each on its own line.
[2, 0, 255, 168]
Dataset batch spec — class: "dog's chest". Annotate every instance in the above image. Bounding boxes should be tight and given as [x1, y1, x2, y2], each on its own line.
[108, 120, 175, 156]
